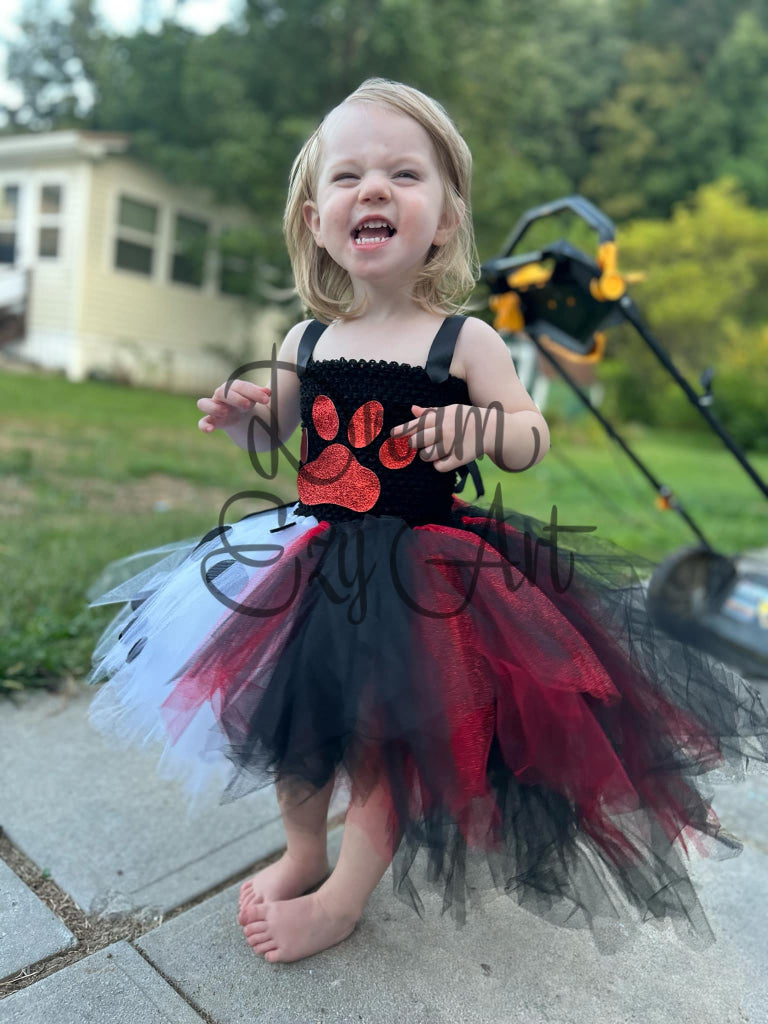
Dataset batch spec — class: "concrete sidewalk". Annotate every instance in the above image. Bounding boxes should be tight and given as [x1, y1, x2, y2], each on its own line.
[1, 686, 767, 1024]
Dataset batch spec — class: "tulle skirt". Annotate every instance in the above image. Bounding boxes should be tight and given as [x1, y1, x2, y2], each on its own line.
[86, 496, 768, 952]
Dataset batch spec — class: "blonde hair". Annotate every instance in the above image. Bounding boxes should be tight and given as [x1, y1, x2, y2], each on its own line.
[283, 78, 479, 323]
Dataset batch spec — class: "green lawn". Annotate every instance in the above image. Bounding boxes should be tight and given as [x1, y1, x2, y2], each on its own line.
[479, 417, 768, 558]
[2, 370, 767, 694]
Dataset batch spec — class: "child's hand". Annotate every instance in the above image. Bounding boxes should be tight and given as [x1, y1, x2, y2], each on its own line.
[197, 380, 271, 433]
[390, 403, 485, 473]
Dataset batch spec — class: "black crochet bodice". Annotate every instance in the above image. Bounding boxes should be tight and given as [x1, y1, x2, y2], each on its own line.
[292, 318, 477, 526]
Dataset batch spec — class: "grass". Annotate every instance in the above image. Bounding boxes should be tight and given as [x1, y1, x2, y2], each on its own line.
[2, 369, 767, 694]
[478, 418, 768, 558]
[1, 371, 299, 695]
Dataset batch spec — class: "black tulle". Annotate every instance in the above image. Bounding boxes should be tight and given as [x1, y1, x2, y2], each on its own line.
[87, 330, 768, 954]
[158, 500, 768, 952]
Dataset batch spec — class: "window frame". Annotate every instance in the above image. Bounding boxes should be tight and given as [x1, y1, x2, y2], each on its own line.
[169, 209, 210, 290]
[37, 182, 65, 261]
[0, 182, 21, 267]
[113, 192, 161, 279]
[216, 226, 258, 299]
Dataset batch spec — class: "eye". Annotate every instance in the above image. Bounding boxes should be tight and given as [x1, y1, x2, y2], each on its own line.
[333, 173, 357, 181]
[396, 171, 417, 179]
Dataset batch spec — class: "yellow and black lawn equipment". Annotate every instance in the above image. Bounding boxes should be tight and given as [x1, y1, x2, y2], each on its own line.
[480, 195, 768, 681]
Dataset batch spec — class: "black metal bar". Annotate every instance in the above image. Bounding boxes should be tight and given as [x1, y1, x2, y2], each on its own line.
[523, 332, 715, 550]
[500, 194, 616, 259]
[620, 295, 768, 500]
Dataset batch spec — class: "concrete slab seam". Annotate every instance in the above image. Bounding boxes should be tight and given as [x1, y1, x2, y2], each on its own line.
[0, 825, 291, 1001]
[130, 943, 219, 1024]
[127, 813, 285, 896]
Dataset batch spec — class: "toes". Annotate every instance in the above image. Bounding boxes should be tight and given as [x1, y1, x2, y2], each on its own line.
[238, 897, 264, 926]
[253, 939, 278, 955]
[241, 887, 262, 903]
[244, 922, 269, 940]
[240, 900, 266, 925]
[244, 919, 268, 933]
[264, 949, 282, 963]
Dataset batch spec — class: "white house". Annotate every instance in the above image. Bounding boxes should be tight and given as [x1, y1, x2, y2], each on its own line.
[0, 131, 287, 392]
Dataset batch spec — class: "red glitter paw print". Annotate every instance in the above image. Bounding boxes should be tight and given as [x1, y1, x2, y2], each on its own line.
[298, 396, 416, 512]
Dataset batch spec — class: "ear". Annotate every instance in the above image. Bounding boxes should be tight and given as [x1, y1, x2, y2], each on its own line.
[302, 200, 325, 248]
[432, 196, 464, 247]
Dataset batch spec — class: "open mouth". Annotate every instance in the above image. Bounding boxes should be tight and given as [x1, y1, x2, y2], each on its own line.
[352, 220, 397, 246]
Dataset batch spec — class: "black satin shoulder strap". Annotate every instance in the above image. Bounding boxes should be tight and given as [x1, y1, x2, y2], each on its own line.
[296, 320, 329, 378]
[426, 315, 485, 500]
[424, 315, 467, 384]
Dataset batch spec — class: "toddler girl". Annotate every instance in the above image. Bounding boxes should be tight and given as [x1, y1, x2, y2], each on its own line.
[88, 78, 768, 965]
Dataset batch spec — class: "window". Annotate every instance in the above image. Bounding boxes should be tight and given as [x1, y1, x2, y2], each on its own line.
[114, 195, 158, 276]
[171, 214, 208, 287]
[219, 252, 255, 297]
[217, 229, 257, 297]
[0, 185, 19, 264]
[38, 184, 63, 258]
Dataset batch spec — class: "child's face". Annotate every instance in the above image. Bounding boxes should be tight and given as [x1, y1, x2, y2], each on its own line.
[303, 102, 458, 294]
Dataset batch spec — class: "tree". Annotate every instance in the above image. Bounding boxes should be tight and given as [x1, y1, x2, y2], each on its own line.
[579, 44, 730, 219]
[705, 11, 768, 206]
[613, 0, 745, 72]
[594, 177, 768, 438]
[1, 0, 102, 130]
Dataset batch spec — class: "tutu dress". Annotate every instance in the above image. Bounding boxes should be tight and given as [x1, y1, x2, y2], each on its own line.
[87, 315, 768, 952]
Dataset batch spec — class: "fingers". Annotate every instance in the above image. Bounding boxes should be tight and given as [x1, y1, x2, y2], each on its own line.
[196, 381, 271, 432]
[197, 397, 228, 415]
[215, 380, 271, 409]
[412, 429, 439, 453]
[203, 380, 271, 411]
[389, 407, 446, 460]
[390, 405, 437, 438]
[196, 398, 231, 431]
[418, 439, 450, 463]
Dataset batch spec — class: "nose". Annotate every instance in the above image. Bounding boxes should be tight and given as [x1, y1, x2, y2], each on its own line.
[358, 171, 391, 203]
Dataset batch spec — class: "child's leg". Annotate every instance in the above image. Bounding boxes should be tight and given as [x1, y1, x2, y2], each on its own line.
[243, 776, 399, 963]
[238, 773, 335, 920]
[320, 774, 399, 913]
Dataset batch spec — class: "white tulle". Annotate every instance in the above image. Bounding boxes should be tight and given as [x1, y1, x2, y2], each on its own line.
[87, 503, 320, 814]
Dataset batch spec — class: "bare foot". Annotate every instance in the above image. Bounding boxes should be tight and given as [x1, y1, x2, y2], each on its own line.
[242, 890, 359, 963]
[237, 851, 330, 925]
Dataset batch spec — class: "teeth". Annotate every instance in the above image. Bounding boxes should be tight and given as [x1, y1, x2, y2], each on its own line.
[355, 236, 388, 245]
[359, 220, 390, 229]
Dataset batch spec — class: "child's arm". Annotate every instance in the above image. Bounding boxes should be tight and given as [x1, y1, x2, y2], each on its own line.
[391, 316, 551, 474]
[461, 316, 550, 471]
[196, 319, 311, 453]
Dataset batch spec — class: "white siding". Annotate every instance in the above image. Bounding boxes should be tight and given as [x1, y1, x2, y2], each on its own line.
[0, 161, 91, 376]
[0, 140, 290, 392]
[77, 156, 286, 392]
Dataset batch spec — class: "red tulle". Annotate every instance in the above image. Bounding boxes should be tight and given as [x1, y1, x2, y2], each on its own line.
[163, 515, 727, 873]
[160, 521, 332, 741]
